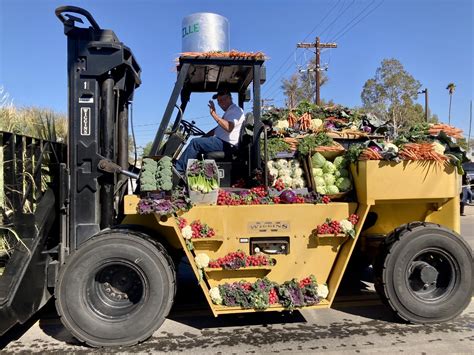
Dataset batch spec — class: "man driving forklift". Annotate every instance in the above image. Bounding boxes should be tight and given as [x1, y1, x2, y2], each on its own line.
[175, 88, 245, 174]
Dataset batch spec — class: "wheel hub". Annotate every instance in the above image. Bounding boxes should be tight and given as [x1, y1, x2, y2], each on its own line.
[407, 248, 456, 301]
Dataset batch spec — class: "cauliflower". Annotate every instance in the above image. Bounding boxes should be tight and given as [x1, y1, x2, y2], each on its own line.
[383, 142, 399, 153]
[340, 219, 354, 234]
[209, 287, 223, 305]
[268, 167, 279, 178]
[310, 118, 323, 130]
[275, 159, 288, 169]
[432, 141, 445, 155]
[278, 168, 291, 178]
[316, 284, 329, 299]
[292, 177, 305, 189]
[267, 160, 274, 170]
[281, 175, 293, 187]
[275, 120, 289, 130]
[292, 167, 303, 178]
[181, 225, 193, 240]
[194, 253, 210, 269]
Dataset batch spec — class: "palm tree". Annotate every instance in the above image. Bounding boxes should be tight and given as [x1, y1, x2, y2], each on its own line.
[446, 83, 456, 124]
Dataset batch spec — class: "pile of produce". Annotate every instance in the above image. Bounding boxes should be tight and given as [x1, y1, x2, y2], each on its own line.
[140, 156, 173, 192]
[344, 122, 468, 171]
[267, 159, 306, 190]
[178, 218, 216, 239]
[313, 214, 360, 238]
[137, 188, 191, 216]
[311, 153, 352, 195]
[217, 188, 329, 206]
[207, 251, 275, 270]
[187, 160, 219, 194]
[262, 100, 376, 137]
[209, 275, 329, 310]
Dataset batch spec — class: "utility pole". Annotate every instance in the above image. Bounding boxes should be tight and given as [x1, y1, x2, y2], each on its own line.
[419, 88, 429, 122]
[469, 100, 472, 151]
[297, 37, 337, 105]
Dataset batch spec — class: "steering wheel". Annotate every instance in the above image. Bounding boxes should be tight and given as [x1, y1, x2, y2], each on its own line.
[181, 119, 206, 136]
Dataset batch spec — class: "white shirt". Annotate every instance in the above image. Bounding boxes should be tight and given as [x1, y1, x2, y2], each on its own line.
[214, 103, 245, 146]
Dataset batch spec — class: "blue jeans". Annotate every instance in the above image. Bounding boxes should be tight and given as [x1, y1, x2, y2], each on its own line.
[175, 136, 227, 173]
[462, 186, 473, 204]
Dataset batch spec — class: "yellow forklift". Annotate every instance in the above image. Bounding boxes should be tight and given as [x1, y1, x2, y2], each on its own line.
[0, 6, 471, 348]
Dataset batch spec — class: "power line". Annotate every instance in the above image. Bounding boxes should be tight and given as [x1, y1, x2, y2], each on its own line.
[331, 0, 385, 42]
[262, 0, 343, 95]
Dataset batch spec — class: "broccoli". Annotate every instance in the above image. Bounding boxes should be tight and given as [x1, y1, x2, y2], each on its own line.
[156, 156, 173, 191]
[140, 159, 158, 191]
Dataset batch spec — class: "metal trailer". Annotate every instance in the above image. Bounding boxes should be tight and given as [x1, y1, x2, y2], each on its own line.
[0, 6, 472, 348]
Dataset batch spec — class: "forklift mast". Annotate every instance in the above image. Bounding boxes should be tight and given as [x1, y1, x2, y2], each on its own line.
[55, 7, 141, 251]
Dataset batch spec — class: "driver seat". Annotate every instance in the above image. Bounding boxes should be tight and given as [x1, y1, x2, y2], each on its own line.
[205, 112, 254, 161]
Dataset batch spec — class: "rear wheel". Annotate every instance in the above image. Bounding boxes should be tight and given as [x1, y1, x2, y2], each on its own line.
[55, 230, 176, 347]
[374, 222, 473, 323]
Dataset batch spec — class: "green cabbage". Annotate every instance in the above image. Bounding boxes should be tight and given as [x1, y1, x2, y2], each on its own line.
[323, 173, 335, 186]
[314, 176, 326, 187]
[317, 186, 327, 194]
[311, 152, 326, 168]
[333, 156, 345, 168]
[338, 168, 349, 178]
[336, 177, 352, 192]
[322, 161, 336, 174]
[312, 168, 324, 177]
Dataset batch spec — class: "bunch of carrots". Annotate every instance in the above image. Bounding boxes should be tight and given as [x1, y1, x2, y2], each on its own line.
[428, 124, 463, 139]
[398, 143, 449, 163]
[180, 50, 265, 59]
[359, 148, 383, 160]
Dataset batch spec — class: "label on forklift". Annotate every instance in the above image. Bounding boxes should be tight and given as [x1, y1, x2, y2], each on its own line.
[80, 107, 91, 136]
[79, 97, 94, 103]
[248, 221, 290, 233]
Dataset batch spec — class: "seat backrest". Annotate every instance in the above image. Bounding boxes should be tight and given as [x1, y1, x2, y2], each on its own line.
[238, 112, 254, 147]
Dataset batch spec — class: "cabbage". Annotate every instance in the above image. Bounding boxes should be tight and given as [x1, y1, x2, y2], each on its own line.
[322, 161, 336, 174]
[323, 173, 335, 186]
[280, 190, 296, 203]
[336, 177, 352, 192]
[312, 168, 324, 177]
[327, 185, 340, 194]
[333, 156, 345, 168]
[338, 168, 349, 178]
[311, 152, 326, 168]
[317, 186, 327, 194]
[314, 176, 326, 187]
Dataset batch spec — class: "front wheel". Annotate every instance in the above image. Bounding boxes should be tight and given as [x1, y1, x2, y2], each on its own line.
[55, 230, 176, 347]
[374, 222, 473, 323]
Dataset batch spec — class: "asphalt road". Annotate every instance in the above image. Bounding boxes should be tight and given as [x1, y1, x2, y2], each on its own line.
[1, 207, 473, 354]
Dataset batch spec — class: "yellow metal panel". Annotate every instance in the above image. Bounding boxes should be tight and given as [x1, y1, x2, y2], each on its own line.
[124, 195, 140, 215]
[351, 161, 458, 204]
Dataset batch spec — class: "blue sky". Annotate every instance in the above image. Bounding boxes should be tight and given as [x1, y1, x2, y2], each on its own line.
[1, 0, 472, 149]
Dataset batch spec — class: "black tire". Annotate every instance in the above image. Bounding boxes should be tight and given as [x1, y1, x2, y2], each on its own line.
[374, 222, 473, 324]
[55, 230, 176, 347]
